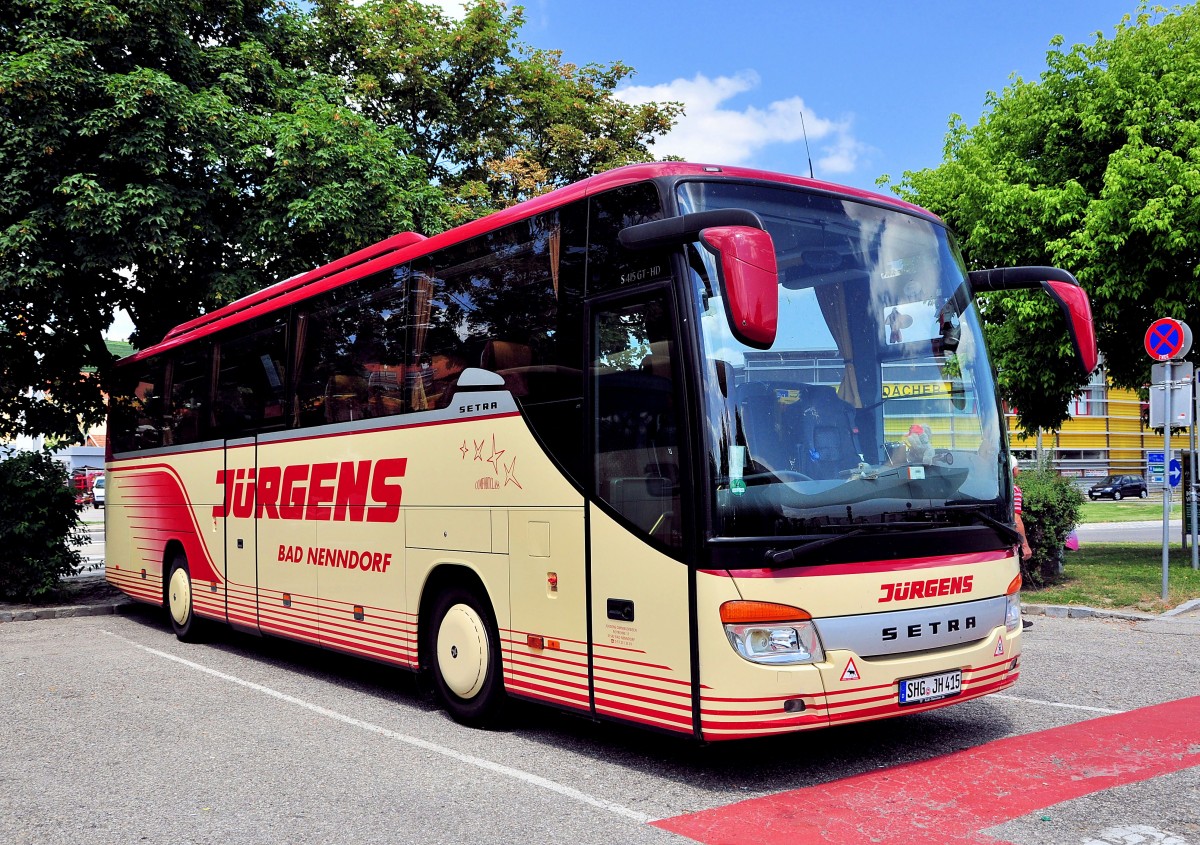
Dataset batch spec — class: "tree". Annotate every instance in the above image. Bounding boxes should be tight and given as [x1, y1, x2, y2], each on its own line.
[889, 5, 1200, 433]
[0, 0, 444, 441]
[305, 0, 682, 218]
[0, 0, 677, 442]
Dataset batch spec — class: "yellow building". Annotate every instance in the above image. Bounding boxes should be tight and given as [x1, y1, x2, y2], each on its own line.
[1007, 366, 1158, 485]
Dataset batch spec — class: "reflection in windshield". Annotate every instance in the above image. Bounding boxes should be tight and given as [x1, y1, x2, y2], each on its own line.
[679, 181, 1008, 539]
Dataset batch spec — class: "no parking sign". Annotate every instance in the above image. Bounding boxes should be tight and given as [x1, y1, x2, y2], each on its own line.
[1145, 317, 1192, 361]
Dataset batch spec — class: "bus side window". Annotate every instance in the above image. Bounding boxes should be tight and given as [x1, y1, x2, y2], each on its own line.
[586, 183, 670, 296]
[109, 358, 166, 452]
[214, 319, 288, 438]
[592, 299, 681, 548]
[166, 346, 212, 445]
[292, 269, 406, 426]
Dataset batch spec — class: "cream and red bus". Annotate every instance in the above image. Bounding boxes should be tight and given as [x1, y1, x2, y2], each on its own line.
[104, 162, 1097, 740]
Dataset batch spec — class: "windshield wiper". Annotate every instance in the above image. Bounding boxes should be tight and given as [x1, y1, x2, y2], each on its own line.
[941, 502, 1021, 544]
[765, 529, 866, 565]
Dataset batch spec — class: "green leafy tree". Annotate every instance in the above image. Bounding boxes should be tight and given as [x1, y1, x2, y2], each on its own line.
[0, 0, 442, 442]
[306, 0, 682, 218]
[890, 5, 1200, 433]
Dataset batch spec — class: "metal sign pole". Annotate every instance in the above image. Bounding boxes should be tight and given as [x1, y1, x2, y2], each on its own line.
[1193, 370, 1199, 570]
[1162, 360, 1172, 602]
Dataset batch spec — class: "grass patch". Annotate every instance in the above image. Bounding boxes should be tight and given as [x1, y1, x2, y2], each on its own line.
[1026, 543, 1200, 613]
[1078, 500, 1181, 524]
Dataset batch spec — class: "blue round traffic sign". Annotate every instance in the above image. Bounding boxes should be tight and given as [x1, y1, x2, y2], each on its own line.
[1170, 459, 1183, 488]
[1145, 318, 1188, 361]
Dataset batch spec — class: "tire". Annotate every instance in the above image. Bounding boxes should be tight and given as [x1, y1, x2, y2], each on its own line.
[426, 585, 506, 727]
[1113, 491, 1122, 501]
[166, 553, 203, 642]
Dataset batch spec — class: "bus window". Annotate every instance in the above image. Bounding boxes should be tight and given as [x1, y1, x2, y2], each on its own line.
[214, 318, 288, 437]
[586, 183, 670, 295]
[591, 297, 682, 548]
[165, 346, 211, 445]
[410, 207, 588, 479]
[293, 270, 407, 426]
[108, 357, 165, 453]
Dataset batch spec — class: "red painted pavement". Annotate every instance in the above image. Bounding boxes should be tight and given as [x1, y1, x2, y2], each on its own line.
[654, 696, 1200, 845]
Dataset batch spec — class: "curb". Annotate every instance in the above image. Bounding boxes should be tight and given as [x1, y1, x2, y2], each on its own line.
[1023, 603, 1161, 623]
[0, 597, 134, 623]
[1163, 597, 1200, 617]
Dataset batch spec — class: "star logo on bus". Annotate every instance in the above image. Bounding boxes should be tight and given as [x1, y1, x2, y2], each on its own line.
[503, 456, 521, 489]
[459, 440, 469, 459]
[473, 439, 485, 462]
[487, 435, 505, 475]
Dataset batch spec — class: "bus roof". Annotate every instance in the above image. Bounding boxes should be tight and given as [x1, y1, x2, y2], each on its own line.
[125, 162, 936, 364]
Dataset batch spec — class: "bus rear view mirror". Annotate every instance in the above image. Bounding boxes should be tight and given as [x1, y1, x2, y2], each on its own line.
[700, 226, 779, 349]
[967, 266, 1098, 377]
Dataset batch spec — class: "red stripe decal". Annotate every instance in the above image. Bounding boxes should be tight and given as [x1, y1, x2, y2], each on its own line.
[655, 696, 1200, 844]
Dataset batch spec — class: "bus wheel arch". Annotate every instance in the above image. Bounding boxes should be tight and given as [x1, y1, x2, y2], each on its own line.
[419, 565, 507, 727]
[163, 542, 202, 642]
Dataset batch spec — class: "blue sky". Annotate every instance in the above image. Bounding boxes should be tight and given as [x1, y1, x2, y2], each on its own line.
[446, 0, 1144, 192]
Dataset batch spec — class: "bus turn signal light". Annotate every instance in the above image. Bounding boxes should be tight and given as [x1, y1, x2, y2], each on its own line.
[720, 601, 812, 625]
[1005, 574, 1022, 631]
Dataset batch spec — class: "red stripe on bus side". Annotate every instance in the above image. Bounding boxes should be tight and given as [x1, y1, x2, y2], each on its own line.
[506, 682, 590, 711]
[593, 697, 694, 731]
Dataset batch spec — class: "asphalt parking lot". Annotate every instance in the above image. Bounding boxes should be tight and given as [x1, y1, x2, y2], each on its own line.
[2, 598, 1198, 845]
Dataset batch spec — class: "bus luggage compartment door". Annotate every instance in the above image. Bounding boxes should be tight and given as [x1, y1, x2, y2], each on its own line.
[506, 509, 588, 714]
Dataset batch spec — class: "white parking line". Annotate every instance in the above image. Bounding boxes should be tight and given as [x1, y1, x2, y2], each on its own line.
[103, 630, 657, 824]
[990, 693, 1124, 714]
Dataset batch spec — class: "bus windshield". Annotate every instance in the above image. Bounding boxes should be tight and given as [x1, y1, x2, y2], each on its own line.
[679, 181, 1008, 540]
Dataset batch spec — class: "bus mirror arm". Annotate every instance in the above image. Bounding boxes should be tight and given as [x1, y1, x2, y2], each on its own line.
[620, 209, 779, 350]
[967, 266, 1099, 378]
[618, 208, 766, 250]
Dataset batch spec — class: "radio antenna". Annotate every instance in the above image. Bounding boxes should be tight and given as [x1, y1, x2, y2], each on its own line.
[800, 111, 815, 179]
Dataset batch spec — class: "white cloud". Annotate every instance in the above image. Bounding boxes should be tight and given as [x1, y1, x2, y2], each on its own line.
[424, 0, 468, 19]
[616, 71, 869, 176]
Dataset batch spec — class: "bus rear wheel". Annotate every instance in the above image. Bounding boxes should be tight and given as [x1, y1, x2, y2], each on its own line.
[427, 586, 506, 727]
[167, 553, 203, 642]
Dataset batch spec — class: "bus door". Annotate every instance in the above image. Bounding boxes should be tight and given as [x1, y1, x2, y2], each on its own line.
[253, 431, 318, 645]
[221, 436, 261, 631]
[587, 294, 696, 735]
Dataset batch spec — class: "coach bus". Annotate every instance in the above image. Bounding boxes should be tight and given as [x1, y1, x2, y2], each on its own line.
[104, 162, 1096, 740]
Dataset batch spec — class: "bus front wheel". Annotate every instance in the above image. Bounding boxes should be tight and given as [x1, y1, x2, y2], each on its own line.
[166, 553, 202, 642]
[427, 586, 506, 727]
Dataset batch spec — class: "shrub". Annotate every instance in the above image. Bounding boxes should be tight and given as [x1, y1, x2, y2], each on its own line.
[1018, 457, 1084, 587]
[0, 449, 85, 601]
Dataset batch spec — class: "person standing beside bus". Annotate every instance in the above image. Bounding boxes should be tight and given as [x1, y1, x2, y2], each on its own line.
[1012, 455, 1032, 559]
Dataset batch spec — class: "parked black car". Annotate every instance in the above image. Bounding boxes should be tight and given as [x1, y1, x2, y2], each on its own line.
[1088, 474, 1148, 500]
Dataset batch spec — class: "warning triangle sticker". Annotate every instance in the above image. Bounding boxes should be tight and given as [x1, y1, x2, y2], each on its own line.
[840, 658, 860, 682]
[994, 636, 1005, 657]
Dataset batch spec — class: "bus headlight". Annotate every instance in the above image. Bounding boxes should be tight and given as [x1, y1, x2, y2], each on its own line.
[1005, 573, 1022, 632]
[720, 601, 824, 665]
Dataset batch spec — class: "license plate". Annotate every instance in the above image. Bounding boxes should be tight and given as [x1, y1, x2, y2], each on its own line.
[898, 669, 962, 705]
